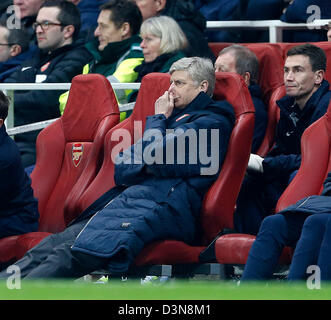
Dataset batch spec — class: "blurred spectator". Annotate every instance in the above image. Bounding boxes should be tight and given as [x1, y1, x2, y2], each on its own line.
[281, 0, 331, 42]
[59, 0, 144, 119]
[66, 0, 108, 41]
[13, 0, 44, 19]
[195, 0, 242, 42]
[0, 91, 39, 239]
[5, 0, 92, 167]
[134, 0, 214, 60]
[0, 1, 13, 16]
[0, 24, 36, 81]
[215, 45, 267, 153]
[128, 15, 187, 103]
[10, 0, 45, 43]
[241, 0, 289, 42]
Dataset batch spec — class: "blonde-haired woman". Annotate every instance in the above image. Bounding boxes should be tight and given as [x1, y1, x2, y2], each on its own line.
[129, 15, 188, 102]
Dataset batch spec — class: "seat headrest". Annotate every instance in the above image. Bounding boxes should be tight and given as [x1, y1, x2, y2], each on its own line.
[131, 72, 171, 123]
[214, 72, 255, 117]
[62, 74, 119, 142]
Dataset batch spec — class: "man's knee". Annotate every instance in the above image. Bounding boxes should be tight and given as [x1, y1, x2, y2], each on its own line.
[259, 214, 287, 238]
[303, 214, 328, 233]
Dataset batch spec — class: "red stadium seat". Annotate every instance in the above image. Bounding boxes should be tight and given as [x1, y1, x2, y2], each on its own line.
[215, 96, 331, 270]
[71, 73, 171, 219]
[0, 74, 120, 264]
[256, 85, 285, 156]
[133, 72, 255, 270]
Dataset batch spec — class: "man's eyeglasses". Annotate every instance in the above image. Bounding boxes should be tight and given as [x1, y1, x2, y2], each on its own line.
[32, 21, 64, 31]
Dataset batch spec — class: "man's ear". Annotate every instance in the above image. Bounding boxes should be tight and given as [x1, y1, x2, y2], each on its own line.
[314, 69, 324, 85]
[63, 25, 75, 40]
[9, 44, 22, 57]
[121, 22, 131, 39]
[243, 71, 251, 86]
[200, 80, 209, 93]
[155, 0, 167, 13]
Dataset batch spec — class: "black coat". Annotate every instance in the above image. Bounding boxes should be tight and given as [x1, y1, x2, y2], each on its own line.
[0, 125, 39, 237]
[249, 84, 267, 154]
[263, 80, 331, 185]
[162, 0, 214, 60]
[71, 92, 235, 273]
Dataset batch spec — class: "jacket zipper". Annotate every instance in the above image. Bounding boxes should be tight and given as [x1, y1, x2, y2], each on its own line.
[72, 198, 115, 245]
[296, 196, 311, 208]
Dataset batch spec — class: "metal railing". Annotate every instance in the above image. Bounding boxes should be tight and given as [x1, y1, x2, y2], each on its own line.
[0, 82, 140, 135]
[206, 19, 330, 43]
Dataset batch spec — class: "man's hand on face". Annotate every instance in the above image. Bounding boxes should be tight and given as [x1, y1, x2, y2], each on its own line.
[154, 90, 174, 119]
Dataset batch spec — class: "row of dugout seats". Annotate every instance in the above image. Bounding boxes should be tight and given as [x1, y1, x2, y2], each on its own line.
[0, 48, 330, 278]
[0, 71, 255, 278]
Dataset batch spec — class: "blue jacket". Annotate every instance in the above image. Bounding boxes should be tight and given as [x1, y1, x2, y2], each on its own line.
[263, 80, 331, 185]
[71, 92, 235, 273]
[281, 0, 331, 42]
[249, 84, 267, 154]
[195, 0, 241, 42]
[0, 125, 39, 238]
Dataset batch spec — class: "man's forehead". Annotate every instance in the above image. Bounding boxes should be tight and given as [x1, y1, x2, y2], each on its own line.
[170, 70, 190, 81]
[285, 54, 311, 68]
[98, 9, 113, 23]
[37, 6, 60, 21]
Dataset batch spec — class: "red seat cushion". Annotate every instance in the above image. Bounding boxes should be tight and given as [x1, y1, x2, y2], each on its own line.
[215, 234, 292, 265]
[134, 241, 205, 266]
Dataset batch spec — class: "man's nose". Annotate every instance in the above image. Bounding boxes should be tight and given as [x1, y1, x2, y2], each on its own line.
[168, 82, 175, 92]
[94, 26, 100, 37]
[35, 25, 43, 33]
[286, 71, 294, 81]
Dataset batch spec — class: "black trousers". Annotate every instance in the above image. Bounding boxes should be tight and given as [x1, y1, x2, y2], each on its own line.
[0, 219, 108, 280]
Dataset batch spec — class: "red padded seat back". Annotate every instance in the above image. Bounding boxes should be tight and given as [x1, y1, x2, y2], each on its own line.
[202, 72, 255, 243]
[208, 42, 231, 57]
[256, 85, 285, 156]
[31, 74, 120, 232]
[276, 98, 331, 212]
[72, 73, 171, 216]
[244, 43, 284, 104]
